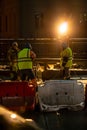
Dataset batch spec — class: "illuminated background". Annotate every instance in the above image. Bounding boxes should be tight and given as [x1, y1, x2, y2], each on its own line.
[0, 0, 87, 38]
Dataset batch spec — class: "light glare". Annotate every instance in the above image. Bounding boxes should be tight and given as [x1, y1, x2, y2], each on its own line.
[10, 113, 17, 119]
[58, 22, 68, 34]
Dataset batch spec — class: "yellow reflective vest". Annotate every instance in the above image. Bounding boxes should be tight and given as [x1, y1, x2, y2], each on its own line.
[18, 48, 32, 70]
[60, 47, 73, 68]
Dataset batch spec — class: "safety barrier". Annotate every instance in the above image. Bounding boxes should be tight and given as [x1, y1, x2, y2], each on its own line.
[0, 81, 36, 111]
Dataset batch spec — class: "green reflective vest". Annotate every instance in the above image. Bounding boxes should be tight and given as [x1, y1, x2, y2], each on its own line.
[60, 47, 73, 68]
[18, 48, 32, 70]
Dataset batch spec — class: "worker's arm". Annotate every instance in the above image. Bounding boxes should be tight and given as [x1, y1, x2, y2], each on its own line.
[30, 50, 36, 60]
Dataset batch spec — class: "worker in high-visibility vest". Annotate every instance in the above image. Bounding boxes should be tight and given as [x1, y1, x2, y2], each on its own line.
[7, 42, 20, 80]
[18, 43, 37, 87]
[60, 42, 73, 79]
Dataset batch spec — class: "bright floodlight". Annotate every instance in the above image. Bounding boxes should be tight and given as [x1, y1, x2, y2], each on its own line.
[58, 22, 68, 35]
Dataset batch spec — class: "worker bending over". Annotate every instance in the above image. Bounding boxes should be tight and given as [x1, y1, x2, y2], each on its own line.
[18, 43, 37, 87]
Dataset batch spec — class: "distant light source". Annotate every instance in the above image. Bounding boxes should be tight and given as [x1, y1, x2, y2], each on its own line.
[58, 22, 68, 35]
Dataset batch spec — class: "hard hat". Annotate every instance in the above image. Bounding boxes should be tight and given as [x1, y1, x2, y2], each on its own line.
[24, 43, 32, 49]
[62, 42, 68, 48]
[12, 42, 18, 47]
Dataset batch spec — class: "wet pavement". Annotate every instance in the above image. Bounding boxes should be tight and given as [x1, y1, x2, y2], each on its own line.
[22, 109, 87, 130]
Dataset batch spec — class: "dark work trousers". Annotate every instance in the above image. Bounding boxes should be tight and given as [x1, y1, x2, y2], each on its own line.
[63, 67, 70, 79]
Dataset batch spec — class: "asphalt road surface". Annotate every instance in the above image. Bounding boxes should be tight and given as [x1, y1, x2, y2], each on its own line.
[21, 108, 87, 130]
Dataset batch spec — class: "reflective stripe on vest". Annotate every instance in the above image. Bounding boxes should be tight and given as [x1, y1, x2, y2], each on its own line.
[18, 48, 32, 70]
